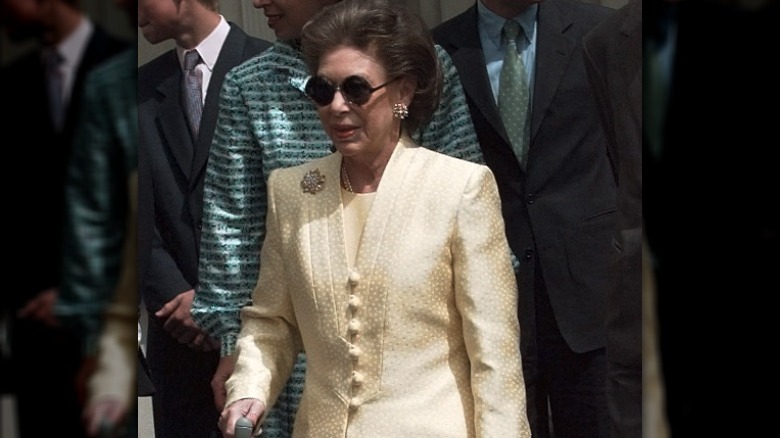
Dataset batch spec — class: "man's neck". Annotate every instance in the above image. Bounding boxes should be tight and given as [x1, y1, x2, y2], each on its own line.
[42, 7, 84, 48]
[176, 12, 221, 51]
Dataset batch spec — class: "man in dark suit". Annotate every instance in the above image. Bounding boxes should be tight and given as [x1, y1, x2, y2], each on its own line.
[644, 1, 779, 435]
[137, 0, 271, 436]
[583, 0, 644, 436]
[0, 0, 128, 435]
[433, 1, 614, 437]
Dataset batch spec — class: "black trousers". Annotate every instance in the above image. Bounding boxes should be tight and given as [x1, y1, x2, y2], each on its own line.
[521, 258, 609, 438]
[146, 314, 221, 438]
[9, 317, 86, 437]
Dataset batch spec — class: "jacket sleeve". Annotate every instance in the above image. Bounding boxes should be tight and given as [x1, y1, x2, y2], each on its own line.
[225, 169, 302, 411]
[452, 166, 531, 437]
[192, 68, 268, 356]
[56, 69, 128, 354]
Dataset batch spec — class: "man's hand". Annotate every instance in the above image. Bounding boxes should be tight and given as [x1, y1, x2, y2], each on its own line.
[155, 289, 217, 351]
[212, 354, 236, 411]
[17, 287, 59, 327]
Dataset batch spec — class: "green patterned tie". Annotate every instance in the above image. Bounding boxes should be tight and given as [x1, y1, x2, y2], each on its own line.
[498, 20, 530, 169]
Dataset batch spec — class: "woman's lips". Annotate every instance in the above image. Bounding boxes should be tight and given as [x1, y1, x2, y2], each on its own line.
[333, 125, 357, 140]
[266, 14, 281, 28]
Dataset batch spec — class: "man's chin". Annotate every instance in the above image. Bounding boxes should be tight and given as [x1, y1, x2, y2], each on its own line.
[5, 27, 38, 43]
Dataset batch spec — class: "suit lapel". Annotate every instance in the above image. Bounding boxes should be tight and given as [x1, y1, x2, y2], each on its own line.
[63, 26, 121, 141]
[155, 53, 195, 178]
[532, 1, 576, 143]
[189, 24, 251, 188]
[446, 7, 512, 147]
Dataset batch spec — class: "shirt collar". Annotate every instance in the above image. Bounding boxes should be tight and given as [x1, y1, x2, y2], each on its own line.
[477, 1, 538, 50]
[177, 16, 230, 72]
[51, 17, 93, 71]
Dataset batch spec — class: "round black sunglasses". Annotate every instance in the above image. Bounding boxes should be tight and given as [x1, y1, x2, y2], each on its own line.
[305, 75, 399, 107]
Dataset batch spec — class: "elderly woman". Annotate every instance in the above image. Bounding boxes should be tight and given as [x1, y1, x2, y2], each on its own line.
[218, 1, 531, 437]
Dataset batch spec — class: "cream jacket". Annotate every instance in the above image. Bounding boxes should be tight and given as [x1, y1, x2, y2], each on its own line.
[227, 139, 530, 437]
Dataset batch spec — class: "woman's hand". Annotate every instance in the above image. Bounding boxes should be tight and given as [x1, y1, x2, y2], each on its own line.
[218, 397, 265, 438]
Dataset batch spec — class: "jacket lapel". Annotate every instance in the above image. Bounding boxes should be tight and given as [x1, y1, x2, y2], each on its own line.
[297, 154, 348, 336]
[351, 139, 418, 287]
[532, 1, 576, 143]
[446, 6, 512, 147]
[156, 60, 195, 178]
[308, 141, 418, 338]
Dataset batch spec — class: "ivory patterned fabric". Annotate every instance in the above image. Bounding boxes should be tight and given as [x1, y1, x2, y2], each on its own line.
[227, 138, 531, 437]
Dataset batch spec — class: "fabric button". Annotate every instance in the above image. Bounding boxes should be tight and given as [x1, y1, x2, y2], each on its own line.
[348, 270, 361, 285]
[351, 371, 364, 386]
[348, 344, 362, 361]
[348, 294, 361, 310]
[347, 319, 361, 334]
[349, 398, 361, 409]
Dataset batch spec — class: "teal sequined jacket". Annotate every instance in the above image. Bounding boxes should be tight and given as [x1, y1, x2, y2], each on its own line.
[55, 49, 138, 354]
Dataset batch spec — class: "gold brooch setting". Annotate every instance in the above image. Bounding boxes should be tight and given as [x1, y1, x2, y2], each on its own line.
[301, 169, 326, 194]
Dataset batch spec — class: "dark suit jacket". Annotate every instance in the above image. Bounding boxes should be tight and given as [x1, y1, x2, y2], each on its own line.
[2, 24, 128, 311]
[432, 0, 614, 353]
[138, 24, 270, 313]
[643, 2, 779, 434]
[583, 1, 642, 436]
[583, 0, 641, 369]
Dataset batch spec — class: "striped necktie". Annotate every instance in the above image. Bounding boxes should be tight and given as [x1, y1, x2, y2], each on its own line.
[182, 50, 203, 140]
[44, 50, 65, 131]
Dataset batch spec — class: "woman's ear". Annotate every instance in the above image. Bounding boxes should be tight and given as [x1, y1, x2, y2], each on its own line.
[399, 75, 417, 106]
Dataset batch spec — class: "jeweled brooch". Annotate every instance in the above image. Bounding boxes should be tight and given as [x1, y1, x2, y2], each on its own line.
[301, 169, 326, 194]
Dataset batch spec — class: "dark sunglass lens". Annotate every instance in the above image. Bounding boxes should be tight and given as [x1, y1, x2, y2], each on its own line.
[342, 76, 373, 105]
[306, 76, 335, 106]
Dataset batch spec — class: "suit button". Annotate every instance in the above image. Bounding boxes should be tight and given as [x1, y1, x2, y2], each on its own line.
[526, 193, 534, 205]
[524, 248, 534, 261]
[197, 221, 203, 230]
[349, 398, 362, 409]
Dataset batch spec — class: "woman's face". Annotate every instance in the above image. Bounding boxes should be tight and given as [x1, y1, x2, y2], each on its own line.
[252, 0, 339, 41]
[312, 45, 407, 162]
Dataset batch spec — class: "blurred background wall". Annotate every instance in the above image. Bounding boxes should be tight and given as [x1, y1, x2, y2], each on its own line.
[135, 0, 627, 66]
[0, 0, 136, 65]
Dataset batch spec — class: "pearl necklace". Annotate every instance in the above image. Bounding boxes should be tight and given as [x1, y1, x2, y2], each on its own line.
[341, 161, 354, 193]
